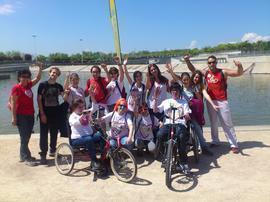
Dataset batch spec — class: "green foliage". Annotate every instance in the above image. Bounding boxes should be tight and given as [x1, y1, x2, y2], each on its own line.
[1, 41, 270, 63]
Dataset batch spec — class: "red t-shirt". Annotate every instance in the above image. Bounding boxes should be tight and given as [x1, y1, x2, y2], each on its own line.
[85, 77, 108, 104]
[205, 69, 227, 101]
[11, 81, 35, 115]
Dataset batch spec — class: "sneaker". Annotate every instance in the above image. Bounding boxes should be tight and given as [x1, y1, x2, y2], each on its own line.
[90, 160, 101, 172]
[25, 159, 38, 167]
[231, 147, 239, 154]
[49, 151, 55, 157]
[19, 156, 36, 163]
[40, 156, 47, 165]
[209, 142, 220, 148]
[177, 164, 191, 175]
[202, 147, 214, 156]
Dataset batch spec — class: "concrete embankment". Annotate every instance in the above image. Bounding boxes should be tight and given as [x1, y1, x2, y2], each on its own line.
[0, 125, 270, 202]
[38, 55, 270, 74]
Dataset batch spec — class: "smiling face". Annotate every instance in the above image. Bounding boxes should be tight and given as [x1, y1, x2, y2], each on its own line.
[134, 72, 142, 83]
[49, 69, 60, 81]
[70, 76, 79, 87]
[181, 74, 190, 87]
[117, 101, 127, 114]
[91, 67, 101, 79]
[110, 71, 119, 81]
[75, 103, 85, 115]
[19, 73, 31, 86]
[171, 89, 180, 100]
[207, 57, 217, 71]
[193, 73, 201, 85]
[150, 65, 158, 77]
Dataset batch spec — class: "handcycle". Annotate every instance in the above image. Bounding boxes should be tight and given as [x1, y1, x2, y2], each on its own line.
[55, 117, 137, 183]
[153, 108, 200, 188]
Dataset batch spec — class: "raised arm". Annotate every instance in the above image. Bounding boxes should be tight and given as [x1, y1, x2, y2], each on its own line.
[31, 62, 43, 86]
[223, 60, 244, 77]
[100, 63, 111, 82]
[165, 63, 181, 82]
[114, 56, 124, 83]
[63, 71, 70, 90]
[123, 58, 133, 85]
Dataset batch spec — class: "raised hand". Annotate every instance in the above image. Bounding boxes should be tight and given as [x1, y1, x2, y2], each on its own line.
[183, 54, 191, 62]
[100, 63, 107, 69]
[123, 57, 128, 65]
[165, 63, 173, 73]
[113, 56, 121, 65]
[233, 60, 242, 67]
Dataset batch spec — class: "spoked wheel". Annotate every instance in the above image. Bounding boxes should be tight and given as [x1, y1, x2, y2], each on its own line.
[191, 128, 200, 163]
[165, 139, 176, 188]
[55, 143, 74, 175]
[110, 148, 137, 183]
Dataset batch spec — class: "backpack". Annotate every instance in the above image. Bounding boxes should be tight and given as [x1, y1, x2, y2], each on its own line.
[115, 80, 127, 99]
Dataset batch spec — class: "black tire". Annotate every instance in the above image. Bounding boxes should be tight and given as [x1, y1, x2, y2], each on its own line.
[154, 138, 161, 160]
[165, 139, 174, 188]
[191, 128, 200, 163]
[55, 143, 74, 175]
[110, 148, 137, 183]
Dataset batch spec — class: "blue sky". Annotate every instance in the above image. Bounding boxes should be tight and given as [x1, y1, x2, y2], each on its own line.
[0, 0, 270, 56]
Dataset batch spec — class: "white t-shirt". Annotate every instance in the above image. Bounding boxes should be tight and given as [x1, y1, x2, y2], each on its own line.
[148, 81, 168, 109]
[69, 112, 93, 139]
[106, 80, 124, 105]
[135, 114, 159, 141]
[67, 86, 85, 106]
[103, 111, 132, 138]
[157, 98, 191, 126]
[127, 83, 145, 112]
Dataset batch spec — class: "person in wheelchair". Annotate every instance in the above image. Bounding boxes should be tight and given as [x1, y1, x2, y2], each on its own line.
[69, 99, 103, 171]
[153, 82, 192, 174]
[99, 98, 133, 150]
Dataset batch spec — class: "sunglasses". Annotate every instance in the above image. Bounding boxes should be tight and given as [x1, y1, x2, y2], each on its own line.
[208, 61, 217, 65]
[118, 104, 126, 109]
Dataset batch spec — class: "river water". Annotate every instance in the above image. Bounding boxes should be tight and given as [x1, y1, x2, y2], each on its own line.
[0, 72, 270, 134]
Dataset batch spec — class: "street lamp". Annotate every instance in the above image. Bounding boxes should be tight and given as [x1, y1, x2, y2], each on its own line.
[80, 38, 83, 64]
[32, 34, 37, 62]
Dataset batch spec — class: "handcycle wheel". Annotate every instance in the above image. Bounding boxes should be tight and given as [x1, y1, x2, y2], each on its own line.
[110, 147, 137, 183]
[165, 139, 174, 188]
[191, 127, 200, 163]
[55, 143, 75, 175]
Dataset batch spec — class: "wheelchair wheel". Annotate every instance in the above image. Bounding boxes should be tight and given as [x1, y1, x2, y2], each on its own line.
[191, 128, 200, 163]
[55, 143, 74, 175]
[165, 139, 175, 188]
[110, 148, 137, 183]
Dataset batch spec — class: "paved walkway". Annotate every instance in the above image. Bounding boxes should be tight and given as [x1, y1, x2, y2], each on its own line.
[1, 125, 270, 202]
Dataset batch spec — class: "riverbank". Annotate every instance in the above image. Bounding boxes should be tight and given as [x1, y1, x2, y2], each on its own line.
[1, 125, 270, 202]
[35, 54, 270, 74]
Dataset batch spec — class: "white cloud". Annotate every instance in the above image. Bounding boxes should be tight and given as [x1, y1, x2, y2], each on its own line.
[0, 4, 15, 15]
[241, 32, 270, 43]
[188, 40, 197, 49]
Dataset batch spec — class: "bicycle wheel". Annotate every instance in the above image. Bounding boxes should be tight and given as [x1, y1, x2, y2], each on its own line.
[191, 128, 200, 163]
[55, 143, 74, 175]
[110, 148, 137, 183]
[165, 139, 174, 188]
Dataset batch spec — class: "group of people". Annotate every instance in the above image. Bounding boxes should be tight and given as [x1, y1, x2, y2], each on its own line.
[10, 55, 244, 174]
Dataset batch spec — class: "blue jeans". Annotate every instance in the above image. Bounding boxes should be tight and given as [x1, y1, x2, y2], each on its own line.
[110, 136, 133, 150]
[17, 114, 34, 161]
[71, 132, 102, 161]
[157, 124, 189, 164]
[191, 119, 206, 147]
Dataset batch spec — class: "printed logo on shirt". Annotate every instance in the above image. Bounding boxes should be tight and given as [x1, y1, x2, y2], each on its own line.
[208, 74, 219, 84]
[24, 89, 33, 98]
